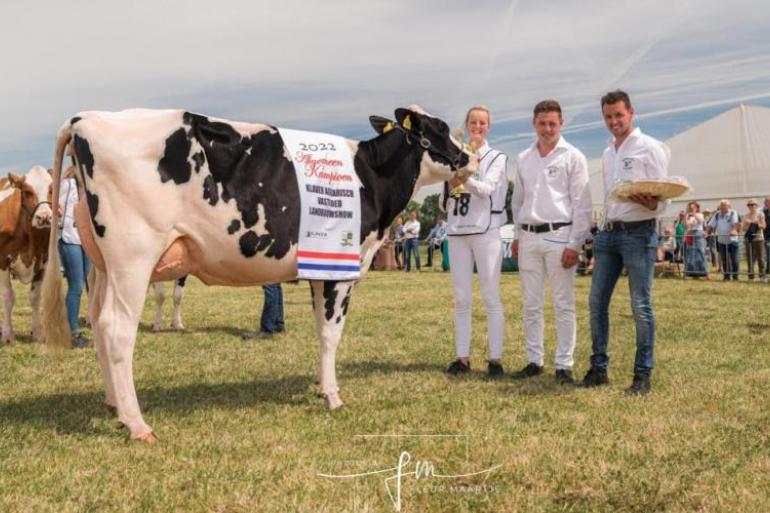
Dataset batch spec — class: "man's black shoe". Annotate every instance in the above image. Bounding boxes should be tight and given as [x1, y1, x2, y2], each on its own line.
[446, 359, 470, 375]
[577, 367, 609, 387]
[555, 369, 575, 385]
[625, 374, 651, 396]
[511, 362, 543, 380]
[487, 361, 504, 378]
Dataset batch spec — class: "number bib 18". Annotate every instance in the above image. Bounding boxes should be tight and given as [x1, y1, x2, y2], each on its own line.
[446, 193, 492, 235]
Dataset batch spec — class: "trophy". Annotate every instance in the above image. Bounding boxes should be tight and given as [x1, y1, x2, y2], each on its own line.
[449, 128, 479, 197]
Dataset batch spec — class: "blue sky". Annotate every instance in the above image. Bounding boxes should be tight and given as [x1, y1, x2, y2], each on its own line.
[2, 0, 770, 180]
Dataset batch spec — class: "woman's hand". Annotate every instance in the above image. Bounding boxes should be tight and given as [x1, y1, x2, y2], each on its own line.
[448, 173, 469, 190]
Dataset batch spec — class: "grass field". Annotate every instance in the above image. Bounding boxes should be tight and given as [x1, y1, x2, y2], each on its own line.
[1, 269, 768, 512]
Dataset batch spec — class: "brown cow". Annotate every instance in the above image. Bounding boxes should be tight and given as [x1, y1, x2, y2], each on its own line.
[0, 166, 53, 343]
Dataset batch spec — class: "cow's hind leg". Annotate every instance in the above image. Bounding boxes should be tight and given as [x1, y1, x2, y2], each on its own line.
[151, 282, 166, 332]
[171, 276, 186, 330]
[90, 268, 117, 412]
[96, 264, 158, 442]
[1, 270, 14, 344]
[310, 280, 354, 410]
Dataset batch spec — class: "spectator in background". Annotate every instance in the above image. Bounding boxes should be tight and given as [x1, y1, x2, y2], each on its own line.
[402, 210, 421, 272]
[424, 217, 447, 268]
[742, 199, 766, 281]
[657, 227, 676, 264]
[58, 166, 91, 349]
[390, 216, 405, 270]
[707, 199, 741, 280]
[684, 201, 708, 279]
[702, 208, 718, 269]
[242, 284, 285, 339]
[762, 197, 770, 277]
[673, 211, 686, 262]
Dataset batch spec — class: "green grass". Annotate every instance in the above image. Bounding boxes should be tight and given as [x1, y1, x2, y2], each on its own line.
[1, 271, 768, 512]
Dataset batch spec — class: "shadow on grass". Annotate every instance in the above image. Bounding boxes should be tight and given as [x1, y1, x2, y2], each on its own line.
[746, 322, 770, 335]
[137, 322, 247, 337]
[0, 374, 312, 436]
[339, 360, 443, 376]
[3, 333, 36, 344]
[339, 360, 577, 396]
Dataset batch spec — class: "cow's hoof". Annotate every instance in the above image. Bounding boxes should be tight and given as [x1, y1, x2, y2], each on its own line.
[172, 323, 185, 331]
[151, 324, 162, 333]
[134, 431, 159, 445]
[324, 393, 344, 410]
[105, 403, 117, 415]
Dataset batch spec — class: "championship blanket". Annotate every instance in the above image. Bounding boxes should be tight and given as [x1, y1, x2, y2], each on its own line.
[279, 128, 361, 280]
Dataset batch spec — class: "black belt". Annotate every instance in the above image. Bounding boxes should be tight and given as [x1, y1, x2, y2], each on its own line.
[603, 219, 656, 232]
[521, 222, 572, 233]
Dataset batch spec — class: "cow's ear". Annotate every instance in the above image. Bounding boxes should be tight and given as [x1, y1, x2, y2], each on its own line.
[395, 108, 421, 131]
[8, 173, 24, 188]
[369, 115, 395, 135]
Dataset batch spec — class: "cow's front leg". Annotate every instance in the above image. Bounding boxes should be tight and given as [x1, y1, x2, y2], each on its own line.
[171, 277, 186, 330]
[1, 270, 14, 344]
[29, 275, 43, 341]
[151, 282, 165, 332]
[310, 280, 354, 410]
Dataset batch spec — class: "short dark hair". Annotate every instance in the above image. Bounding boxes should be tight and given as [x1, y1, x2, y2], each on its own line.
[601, 90, 632, 110]
[533, 100, 562, 118]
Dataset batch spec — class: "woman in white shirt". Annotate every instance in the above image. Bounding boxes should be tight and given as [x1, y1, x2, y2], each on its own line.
[58, 166, 91, 348]
[444, 106, 508, 377]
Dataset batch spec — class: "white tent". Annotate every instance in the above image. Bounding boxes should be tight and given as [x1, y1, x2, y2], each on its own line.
[589, 104, 770, 222]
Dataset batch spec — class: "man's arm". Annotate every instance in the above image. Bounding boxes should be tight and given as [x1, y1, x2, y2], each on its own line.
[629, 140, 671, 213]
[511, 157, 525, 245]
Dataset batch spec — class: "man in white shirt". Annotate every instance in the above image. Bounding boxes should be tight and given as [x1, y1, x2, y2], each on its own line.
[579, 90, 671, 396]
[510, 100, 592, 384]
[402, 210, 421, 271]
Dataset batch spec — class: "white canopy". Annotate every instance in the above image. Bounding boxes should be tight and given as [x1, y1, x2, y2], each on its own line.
[589, 104, 770, 220]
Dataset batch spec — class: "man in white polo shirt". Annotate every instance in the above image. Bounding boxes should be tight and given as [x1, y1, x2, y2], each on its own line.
[579, 90, 671, 396]
[510, 100, 592, 384]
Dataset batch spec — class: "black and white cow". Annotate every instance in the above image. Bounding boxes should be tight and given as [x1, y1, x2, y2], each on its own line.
[151, 276, 187, 332]
[43, 106, 475, 442]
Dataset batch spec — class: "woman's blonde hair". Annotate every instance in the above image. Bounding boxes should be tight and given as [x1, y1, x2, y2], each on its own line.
[465, 105, 492, 125]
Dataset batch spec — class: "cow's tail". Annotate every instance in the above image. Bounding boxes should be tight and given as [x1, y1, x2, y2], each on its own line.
[42, 122, 74, 351]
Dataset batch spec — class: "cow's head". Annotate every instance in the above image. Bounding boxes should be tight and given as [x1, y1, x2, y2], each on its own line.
[370, 105, 478, 189]
[8, 166, 53, 229]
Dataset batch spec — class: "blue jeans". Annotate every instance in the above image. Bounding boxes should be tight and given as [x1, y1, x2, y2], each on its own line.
[589, 225, 657, 376]
[58, 240, 91, 335]
[717, 241, 740, 280]
[404, 238, 421, 271]
[260, 284, 284, 333]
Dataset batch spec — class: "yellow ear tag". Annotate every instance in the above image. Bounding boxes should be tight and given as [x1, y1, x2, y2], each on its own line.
[383, 121, 393, 133]
[402, 115, 412, 130]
